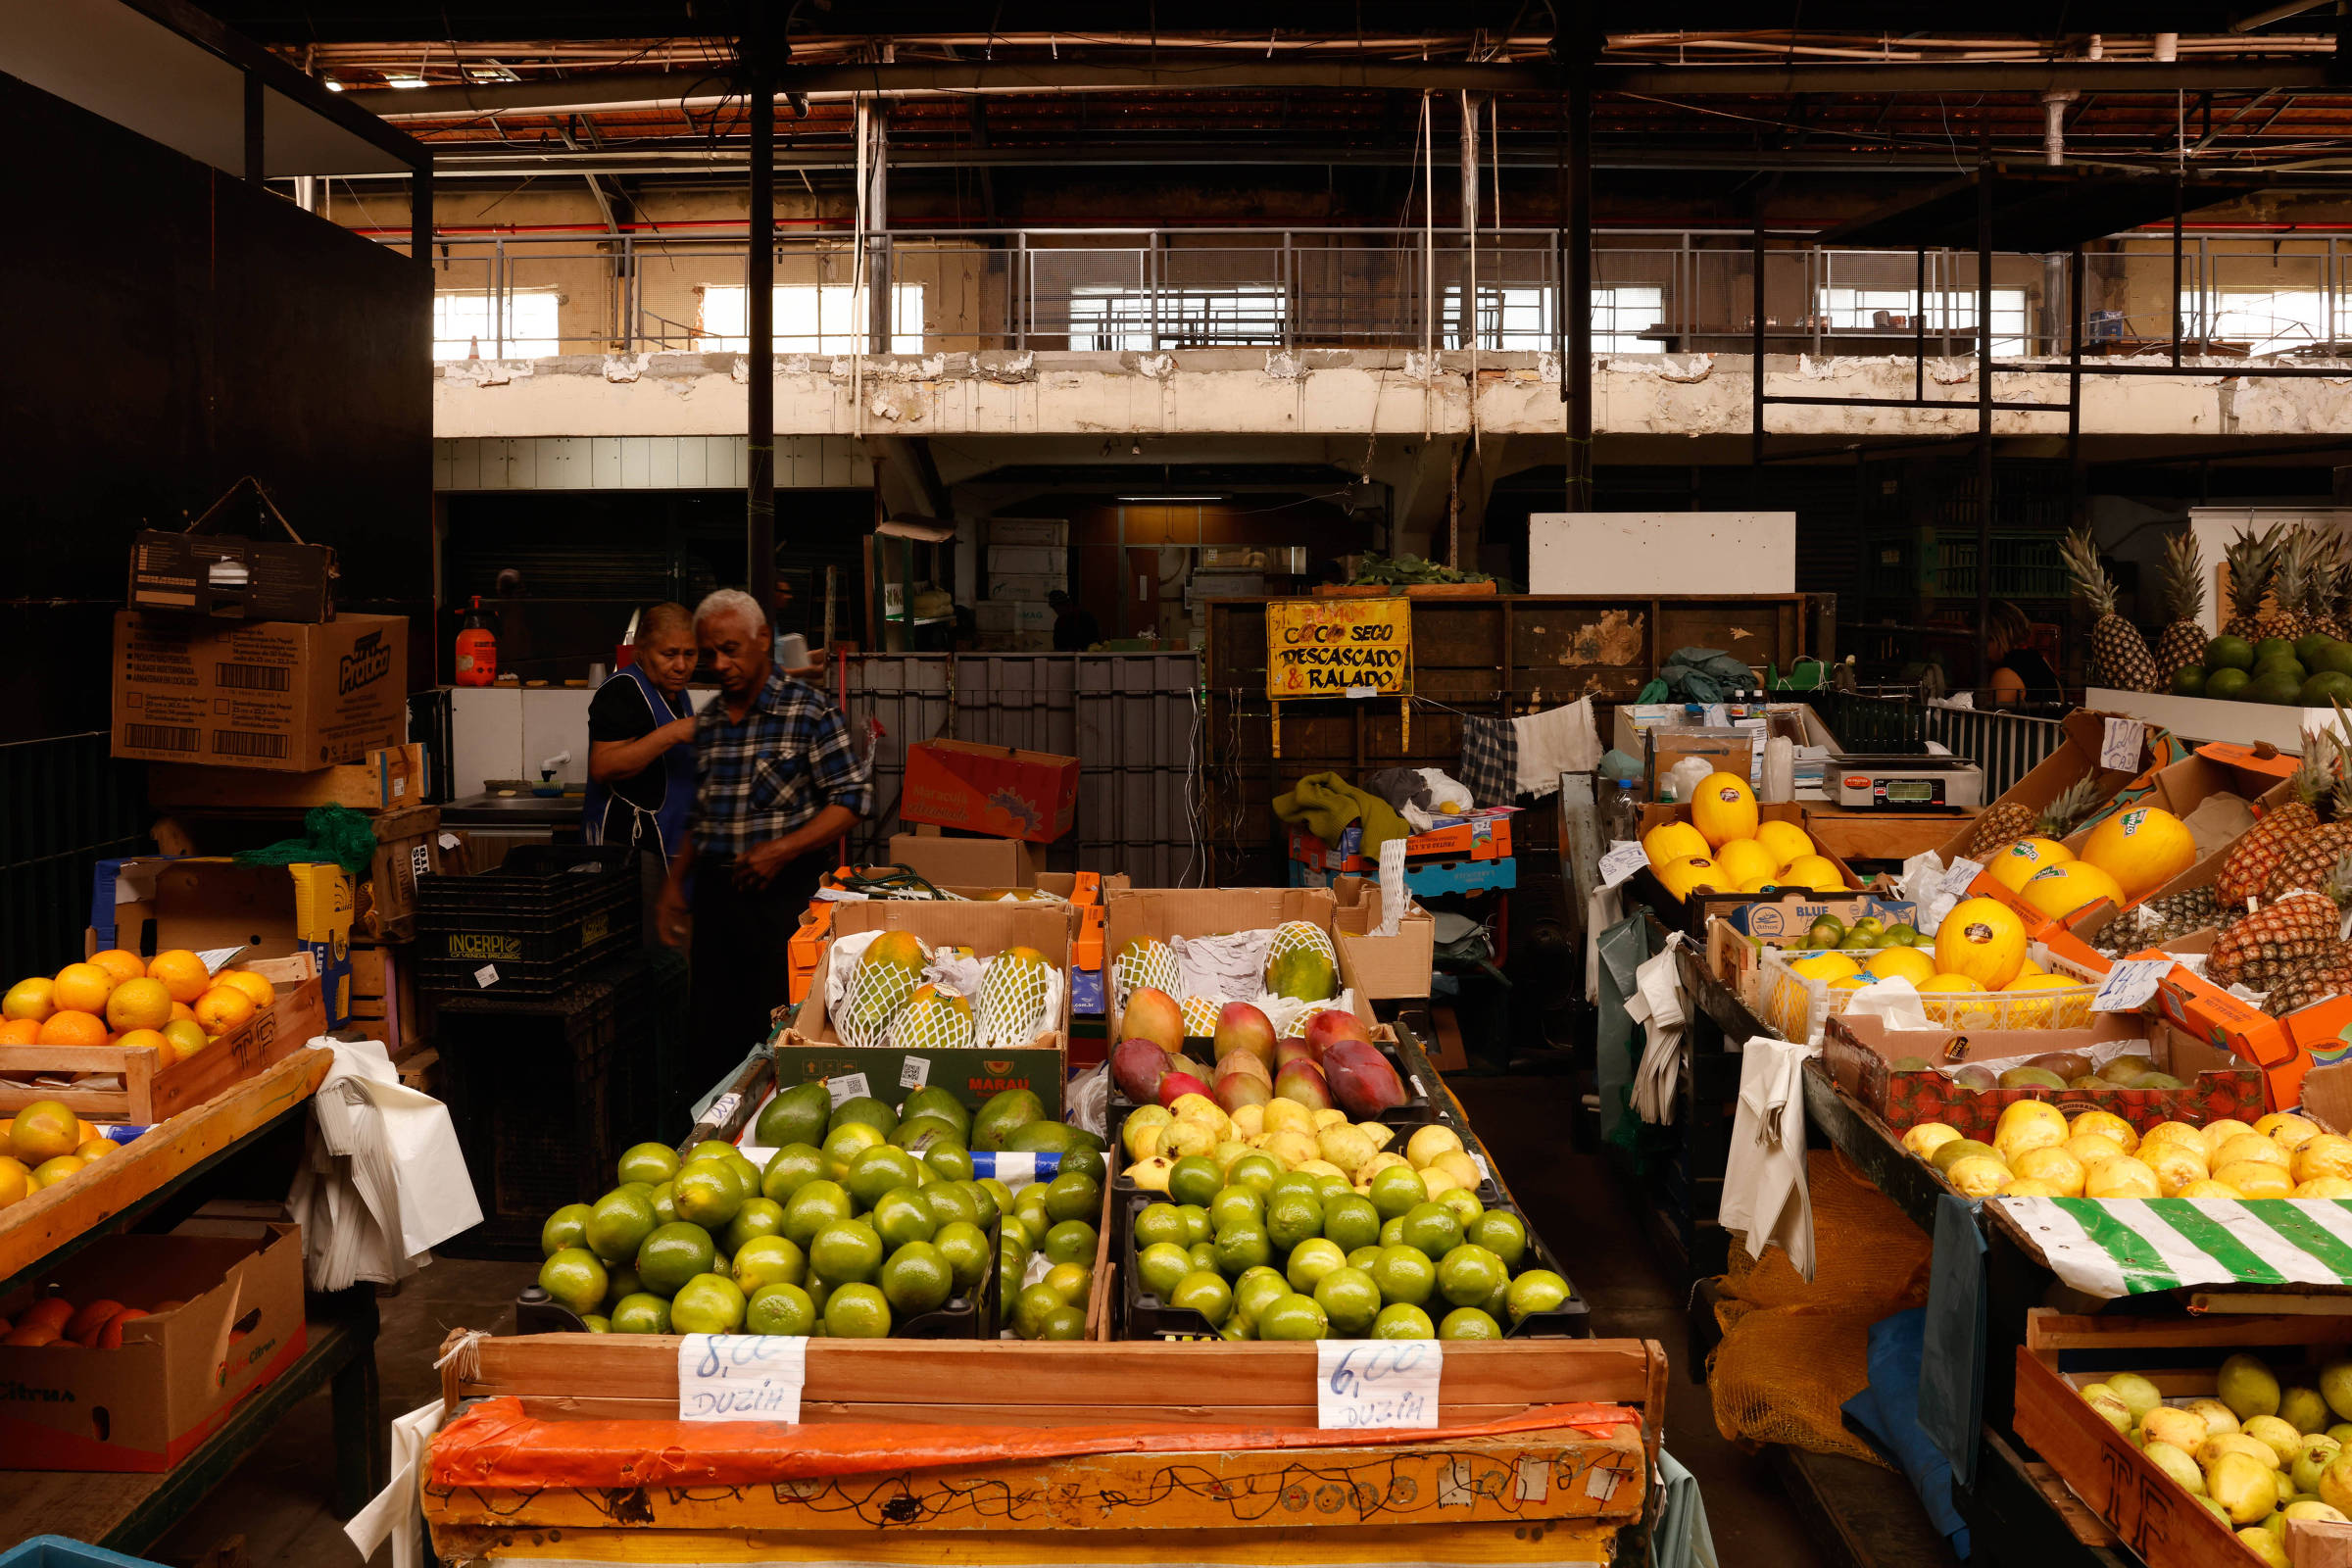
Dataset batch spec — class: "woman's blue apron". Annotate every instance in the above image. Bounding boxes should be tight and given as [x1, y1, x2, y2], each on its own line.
[582, 665, 694, 866]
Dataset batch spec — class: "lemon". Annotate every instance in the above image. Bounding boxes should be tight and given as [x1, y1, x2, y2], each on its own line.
[1689, 772, 1758, 847]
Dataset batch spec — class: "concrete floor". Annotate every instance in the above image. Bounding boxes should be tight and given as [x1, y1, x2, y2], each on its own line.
[151, 1073, 1837, 1567]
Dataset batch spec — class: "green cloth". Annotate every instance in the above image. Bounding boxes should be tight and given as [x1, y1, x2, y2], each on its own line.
[1271, 772, 1412, 856]
[231, 805, 381, 878]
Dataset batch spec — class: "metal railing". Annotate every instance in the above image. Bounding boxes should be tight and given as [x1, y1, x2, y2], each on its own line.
[389, 223, 2352, 364]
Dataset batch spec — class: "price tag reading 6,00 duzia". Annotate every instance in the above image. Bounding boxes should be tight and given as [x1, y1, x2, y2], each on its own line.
[678, 1333, 806, 1423]
[1317, 1340, 1443, 1430]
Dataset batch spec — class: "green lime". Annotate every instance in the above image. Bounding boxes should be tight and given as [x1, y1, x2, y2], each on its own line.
[609, 1292, 672, 1334]
[1268, 1171, 1321, 1207]
[1214, 1223, 1272, 1275]
[1380, 1216, 1407, 1248]
[541, 1203, 592, 1257]
[1044, 1170, 1101, 1224]
[635, 1222, 716, 1296]
[999, 1213, 1033, 1256]
[1209, 1185, 1265, 1235]
[1176, 1204, 1212, 1246]
[1507, 1269, 1573, 1322]
[684, 1139, 737, 1166]
[585, 1188, 659, 1264]
[1437, 1243, 1505, 1307]
[1264, 1191, 1324, 1251]
[670, 1272, 748, 1334]
[1371, 1302, 1436, 1339]
[933, 1220, 992, 1292]
[821, 1122, 887, 1179]
[1347, 1245, 1384, 1270]
[1371, 1243, 1437, 1306]
[1014, 1200, 1053, 1244]
[810, 1219, 886, 1283]
[1167, 1155, 1221, 1208]
[1323, 1194, 1382, 1252]
[616, 1142, 680, 1187]
[830, 1095, 899, 1138]
[722, 1197, 787, 1254]
[870, 1187, 938, 1250]
[1314, 1173, 1353, 1204]
[1314, 1266, 1383, 1335]
[1013, 1282, 1065, 1339]
[602, 1262, 642, 1306]
[579, 1314, 612, 1332]
[649, 1182, 678, 1225]
[879, 1242, 955, 1316]
[825, 1282, 893, 1338]
[1257, 1293, 1330, 1341]
[1368, 1165, 1428, 1220]
[919, 1139, 974, 1183]
[2171, 664, 2208, 697]
[1233, 1266, 1290, 1325]
[1227, 1152, 1283, 1196]
[1044, 1261, 1091, 1304]
[901, 1086, 972, 1138]
[924, 1182, 983, 1230]
[1037, 1303, 1088, 1340]
[539, 1246, 608, 1315]
[673, 1159, 747, 1229]
[1138, 1241, 1194, 1298]
[2205, 666, 2252, 702]
[845, 1146, 925, 1210]
[1169, 1270, 1234, 1325]
[1044, 1219, 1098, 1266]
[1398, 1201, 1463, 1260]
[757, 1081, 833, 1149]
[1220, 1314, 1257, 1342]
[1188, 1240, 1221, 1274]
[1286, 1238, 1348, 1294]
[1467, 1210, 1528, 1269]
[783, 1179, 855, 1246]
[746, 1281, 816, 1336]
[1438, 1306, 1502, 1341]
[977, 1177, 1014, 1213]
[805, 1275, 832, 1314]
[760, 1144, 829, 1203]
[711, 1250, 732, 1279]
[1437, 1188, 1484, 1227]
[732, 1235, 808, 1292]
[1013, 1181, 1048, 1210]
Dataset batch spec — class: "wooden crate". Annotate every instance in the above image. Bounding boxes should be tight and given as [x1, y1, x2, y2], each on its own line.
[2013, 1307, 2352, 1568]
[345, 942, 418, 1053]
[0, 956, 324, 1124]
[424, 1333, 1661, 1565]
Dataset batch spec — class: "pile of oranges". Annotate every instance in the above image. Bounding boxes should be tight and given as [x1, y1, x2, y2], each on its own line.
[1, 1099, 119, 1208]
[0, 1288, 183, 1348]
[0, 950, 272, 1062]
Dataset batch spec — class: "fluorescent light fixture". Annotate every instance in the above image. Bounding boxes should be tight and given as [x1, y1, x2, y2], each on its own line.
[385, 73, 430, 89]
[321, 77, 345, 92]
[1116, 495, 1223, 503]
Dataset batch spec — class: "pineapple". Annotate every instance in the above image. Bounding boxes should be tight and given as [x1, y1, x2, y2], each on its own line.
[2309, 530, 2350, 643]
[2094, 882, 2223, 957]
[2216, 734, 2336, 908]
[2261, 941, 2352, 1017]
[973, 946, 1055, 1049]
[2266, 776, 2352, 901]
[1968, 774, 2100, 863]
[2061, 527, 2160, 692]
[2267, 526, 2318, 644]
[2222, 522, 2284, 643]
[2151, 531, 2209, 680]
[2206, 853, 2352, 990]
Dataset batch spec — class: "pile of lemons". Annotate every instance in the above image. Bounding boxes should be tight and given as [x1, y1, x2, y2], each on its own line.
[1904, 1104, 2352, 1200]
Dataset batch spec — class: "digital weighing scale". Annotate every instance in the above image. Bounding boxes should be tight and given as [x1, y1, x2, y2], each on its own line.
[1827, 753, 1984, 810]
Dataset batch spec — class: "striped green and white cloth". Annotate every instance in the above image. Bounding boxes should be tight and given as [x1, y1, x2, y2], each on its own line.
[1993, 1198, 2352, 1299]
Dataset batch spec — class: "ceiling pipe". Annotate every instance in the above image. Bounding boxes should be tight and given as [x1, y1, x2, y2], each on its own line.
[2153, 32, 2181, 61]
[2233, 1, 2334, 32]
[2043, 89, 2079, 165]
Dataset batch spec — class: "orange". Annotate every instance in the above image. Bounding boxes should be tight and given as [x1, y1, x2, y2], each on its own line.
[64, 1299, 123, 1346]
[161, 1019, 210, 1061]
[86, 950, 146, 985]
[170, 1002, 195, 1022]
[114, 1027, 169, 1057]
[35, 1010, 106, 1047]
[0, 1156, 25, 1207]
[21, 1298, 74, 1336]
[30, 1155, 85, 1189]
[192, 986, 256, 1036]
[2, 1324, 60, 1348]
[9, 1102, 81, 1165]
[0, 1019, 38, 1045]
[75, 1119, 98, 1144]
[51, 962, 113, 1014]
[146, 951, 212, 1005]
[74, 1139, 116, 1162]
[214, 969, 276, 1009]
[103, 977, 172, 1033]
[2, 977, 54, 1022]
[97, 1308, 148, 1349]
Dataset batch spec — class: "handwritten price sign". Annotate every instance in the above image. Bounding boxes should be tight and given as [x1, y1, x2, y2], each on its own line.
[677, 1334, 807, 1423]
[1317, 1340, 1443, 1430]
[1265, 598, 1414, 701]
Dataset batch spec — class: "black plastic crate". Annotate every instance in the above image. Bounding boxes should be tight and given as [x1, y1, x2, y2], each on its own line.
[434, 951, 681, 1258]
[415, 843, 638, 997]
[1116, 1190, 1590, 1342]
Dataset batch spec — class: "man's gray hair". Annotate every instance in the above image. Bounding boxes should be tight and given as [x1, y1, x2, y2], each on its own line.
[693, 588, 768, 634]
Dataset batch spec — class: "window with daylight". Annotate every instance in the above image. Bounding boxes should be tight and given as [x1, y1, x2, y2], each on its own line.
[2181, 289, 2330, 349]
[1817, 287, 2031, 354]
[696, 284, 926, 353]
[432, 289, 561, 360]
[1439, 285, 1664, 352]
[1066, 283, 1287, 350]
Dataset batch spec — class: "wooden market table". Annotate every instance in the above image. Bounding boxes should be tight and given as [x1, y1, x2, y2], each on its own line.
[1800, 807, 1977, 865]
[0, 1047, 386, 1556]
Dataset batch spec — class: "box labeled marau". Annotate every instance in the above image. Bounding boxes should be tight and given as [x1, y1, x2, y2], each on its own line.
[112, 612, 408, 771]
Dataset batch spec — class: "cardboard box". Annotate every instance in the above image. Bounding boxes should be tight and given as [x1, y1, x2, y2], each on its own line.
[1932, 709, 2184, 870]
[987, 544, 1067, 576]
[2051, 744, 2296, 939]
[1647, 728, 1756, 796]
[100, 858, 354, 1028]
[128, 526, 335, 622]
[901, 740, 1079, 845]
[112, 612, 409, 771]
[147, 743, 432, 812]
[988, 573, 1066, 603]
[1101, 886, 1373, 1042]
[886, 831, 1036, 889]
[361, 804, 444, 943]
[0, 1223, 307, 1471]
[775, 900, 1077, 1119]
[1328, 879, 1437, 999]
[989, 519, 1070, 547]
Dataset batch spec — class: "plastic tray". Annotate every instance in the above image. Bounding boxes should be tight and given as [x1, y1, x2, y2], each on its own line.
[415, 842, 638, 996]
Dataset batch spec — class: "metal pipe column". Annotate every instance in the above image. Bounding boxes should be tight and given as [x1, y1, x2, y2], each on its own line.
[1563, 73, 1592, 514]
[1975, 159, 1994, 662]
[747, 13, 776, 622]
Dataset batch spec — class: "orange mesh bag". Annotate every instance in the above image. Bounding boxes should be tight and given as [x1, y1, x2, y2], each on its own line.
[1707, 1304, 1889, 1467]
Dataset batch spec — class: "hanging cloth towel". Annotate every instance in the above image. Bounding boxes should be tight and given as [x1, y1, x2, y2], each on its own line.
[1649, 1448, 1722, 1568]
[1459, 717, 1518, 807]
[1271, 772, 1412, 856]
[1717, 1034, 1818, 1280]
[1626, 937, 1690, 1126]
[1512, 697, 1602, 800]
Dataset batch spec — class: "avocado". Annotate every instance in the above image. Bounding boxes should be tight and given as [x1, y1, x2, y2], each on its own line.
[1996, 1066, 2067, 1090]
[2170, 664, 2207, 697]
[2204, 634, 2254, 672]
[755, 1081, 831, 1150]
[829, 1095, 900, 1138]
[900, 1085, 973, 1139]
[2248, 669, 2309, 707]
[971, 1087, 1046, 1151]
[2204, 667, 2252, 702]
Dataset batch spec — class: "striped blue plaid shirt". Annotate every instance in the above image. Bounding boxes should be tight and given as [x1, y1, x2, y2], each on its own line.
[690, 669, 873, 857]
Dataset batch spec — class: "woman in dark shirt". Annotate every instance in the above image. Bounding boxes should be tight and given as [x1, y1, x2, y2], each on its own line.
[583, 602, 700, 866]
[1985, 601, 2064, 708]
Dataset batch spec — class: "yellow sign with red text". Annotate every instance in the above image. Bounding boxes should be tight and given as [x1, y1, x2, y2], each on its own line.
[1264, 598, 1414, 700]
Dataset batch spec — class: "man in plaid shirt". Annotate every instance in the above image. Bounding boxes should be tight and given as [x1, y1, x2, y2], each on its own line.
[659, 589, 871, 1086]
